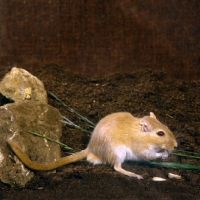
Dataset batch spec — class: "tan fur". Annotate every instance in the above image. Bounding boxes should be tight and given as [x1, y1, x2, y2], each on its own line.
[8, 112, 177, 179]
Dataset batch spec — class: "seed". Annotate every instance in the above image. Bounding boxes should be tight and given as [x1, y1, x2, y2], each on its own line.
[168, 173, 181, 179]
[152, 177, 166, 181]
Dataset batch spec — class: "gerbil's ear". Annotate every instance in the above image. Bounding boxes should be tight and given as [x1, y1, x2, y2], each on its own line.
[140, 119, 152, 132]
[150, 112, 156, 119]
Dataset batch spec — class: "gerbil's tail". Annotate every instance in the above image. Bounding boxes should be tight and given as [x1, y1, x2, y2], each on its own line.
[7, 139, 87, 171]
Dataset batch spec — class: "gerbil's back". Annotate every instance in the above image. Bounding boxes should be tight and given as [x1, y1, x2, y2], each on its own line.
[88, 112, 140, 148]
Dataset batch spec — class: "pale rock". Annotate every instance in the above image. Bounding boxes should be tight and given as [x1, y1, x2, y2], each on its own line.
[0, 100, 62, 188]
[0, 67, 47, 103]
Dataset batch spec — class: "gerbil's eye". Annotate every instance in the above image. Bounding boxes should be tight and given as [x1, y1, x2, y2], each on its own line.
[156, 131, 165, 136]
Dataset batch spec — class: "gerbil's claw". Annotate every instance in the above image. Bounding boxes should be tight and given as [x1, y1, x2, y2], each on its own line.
[136, 175, 143, 180]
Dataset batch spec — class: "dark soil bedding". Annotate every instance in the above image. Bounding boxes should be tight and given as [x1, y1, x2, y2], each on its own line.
[1, 64, 200, 199]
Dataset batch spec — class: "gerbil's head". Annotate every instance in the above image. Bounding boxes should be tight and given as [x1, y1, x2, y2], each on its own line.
[140, 112, 177, 152]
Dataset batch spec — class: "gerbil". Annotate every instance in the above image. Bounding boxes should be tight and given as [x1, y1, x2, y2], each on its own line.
[7, 112, 177, 179]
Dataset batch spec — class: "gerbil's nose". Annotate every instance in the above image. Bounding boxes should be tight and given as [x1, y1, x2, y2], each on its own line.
[174, 142, 178, 149]
[174, 142, 178, 148]
[168, 140, 177, 149]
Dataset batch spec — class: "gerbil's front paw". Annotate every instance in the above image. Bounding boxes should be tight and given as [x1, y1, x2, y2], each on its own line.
[161, 151, 169, 159]
[155, 150, 169, 159]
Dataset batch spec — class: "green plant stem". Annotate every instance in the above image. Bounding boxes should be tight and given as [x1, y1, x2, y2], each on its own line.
[171, 152, 200, 159]
[29, 131, 73, 150]
[48, 91, 95, 127]
[62, 116, 92, 134]
[150, 161, 200, 170]
[172, 149, 200, 159]
[174, 149, 200, 156]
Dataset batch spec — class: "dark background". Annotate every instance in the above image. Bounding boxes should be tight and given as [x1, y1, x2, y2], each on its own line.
[0, 0, 200, 80]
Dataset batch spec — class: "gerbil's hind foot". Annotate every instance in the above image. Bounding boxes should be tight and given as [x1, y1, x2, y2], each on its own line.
[87, 153, 104, 165]
[114, 164, 143, 180]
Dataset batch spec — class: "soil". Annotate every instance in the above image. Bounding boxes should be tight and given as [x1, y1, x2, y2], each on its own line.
[1, 64, 200, 199]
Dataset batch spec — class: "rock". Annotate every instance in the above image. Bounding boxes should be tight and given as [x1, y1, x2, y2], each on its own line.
[0, 100, 62, 188]
[0, 67, 48, 103]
